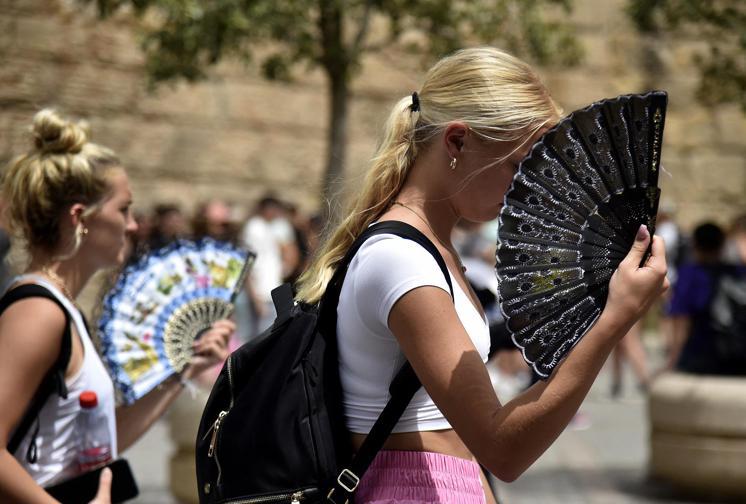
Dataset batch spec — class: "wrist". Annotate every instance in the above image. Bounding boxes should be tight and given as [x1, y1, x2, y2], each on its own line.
[597, 307, 635, 339]
[180, 365, 196, 382]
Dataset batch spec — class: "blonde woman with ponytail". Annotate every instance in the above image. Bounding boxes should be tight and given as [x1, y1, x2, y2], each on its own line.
[297, 47, 668, 503]
[0, 110, 233, 503]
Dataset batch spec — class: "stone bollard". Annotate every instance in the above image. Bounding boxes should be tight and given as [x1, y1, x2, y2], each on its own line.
[648, 372, 746, 498]
[168, 387, 211, 504]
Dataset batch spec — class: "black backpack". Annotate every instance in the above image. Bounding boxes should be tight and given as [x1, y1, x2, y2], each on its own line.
[708, 267, 746, 375]
[195, 221, 454, 504]
[0, 284, 73, 462]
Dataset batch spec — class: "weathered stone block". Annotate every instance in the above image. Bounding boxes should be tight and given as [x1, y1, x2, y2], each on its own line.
[648, 372, 746, 498]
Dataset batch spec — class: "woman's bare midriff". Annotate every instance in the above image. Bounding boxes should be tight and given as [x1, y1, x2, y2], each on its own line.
[351, 428, 473, 461]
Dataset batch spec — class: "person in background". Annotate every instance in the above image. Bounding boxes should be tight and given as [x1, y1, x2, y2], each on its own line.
[148, 203, 187, 250]
[724, 214, 746, 265]
[241, 195, 297, 337]
[609, 320, 651, 397]
[0, 109, 233, 503]
[282, 202, 311, 286]
[666, 222, 746, 374]
[192, 199, 239, 244]
[651, 206, 686, 380]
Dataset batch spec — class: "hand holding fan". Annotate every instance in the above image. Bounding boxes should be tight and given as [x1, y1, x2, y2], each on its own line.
[98, 238, 255, 404]
[496, 91, 667, 378]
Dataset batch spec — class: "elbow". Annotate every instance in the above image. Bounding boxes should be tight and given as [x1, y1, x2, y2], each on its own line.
[490, 465, 523, 483]
[482, 451, 529, 483]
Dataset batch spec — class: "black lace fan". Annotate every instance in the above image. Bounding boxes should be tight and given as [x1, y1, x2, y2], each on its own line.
[496, 91, 667, 379]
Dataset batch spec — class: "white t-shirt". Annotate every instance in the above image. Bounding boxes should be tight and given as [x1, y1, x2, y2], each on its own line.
[242, 217, 294, 303]
[337, 234, 491, 434]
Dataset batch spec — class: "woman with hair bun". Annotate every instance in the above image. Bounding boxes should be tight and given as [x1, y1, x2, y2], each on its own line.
[0, 109, 234, 503]
[296, 47, 669, 502]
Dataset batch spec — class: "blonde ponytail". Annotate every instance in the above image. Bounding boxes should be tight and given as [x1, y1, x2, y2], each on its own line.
[296, 47, 561, 304]
[296, 96, 419, 303]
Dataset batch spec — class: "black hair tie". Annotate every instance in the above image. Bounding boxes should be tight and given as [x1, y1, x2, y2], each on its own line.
[410, 92, 420, 113]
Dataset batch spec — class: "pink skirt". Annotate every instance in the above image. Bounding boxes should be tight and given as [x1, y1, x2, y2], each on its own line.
[354, 450, 486, 504]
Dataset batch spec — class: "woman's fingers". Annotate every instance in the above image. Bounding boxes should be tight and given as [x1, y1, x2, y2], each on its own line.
[211, 319, 236, 334]
[203, 319, 235, 345]
[644, 235, 668, 273]
[193, 332, 229, 360]
[620, 225, 651, 269]
[89, 468, 112, 504]
[187, 320, 235, 374]
[605, 228, 670, 328]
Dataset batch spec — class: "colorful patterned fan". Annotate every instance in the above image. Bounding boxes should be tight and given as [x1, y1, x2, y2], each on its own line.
[496, 91, 667, 378]
[98, 238, 254, 404]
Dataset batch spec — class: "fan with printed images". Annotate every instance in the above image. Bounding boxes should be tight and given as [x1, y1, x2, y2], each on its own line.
[496, 91, 667, 379]
[97, 238, 254, 404]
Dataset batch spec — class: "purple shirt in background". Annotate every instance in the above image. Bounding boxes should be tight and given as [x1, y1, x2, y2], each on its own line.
[667, 264, 716, 317]
[667, 263, 746, 373]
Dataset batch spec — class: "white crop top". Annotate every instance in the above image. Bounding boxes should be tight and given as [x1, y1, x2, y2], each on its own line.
[337, 234, 491, 434]
[10, 275, 118, 487]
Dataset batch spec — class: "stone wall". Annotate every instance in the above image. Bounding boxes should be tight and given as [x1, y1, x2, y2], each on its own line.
[2, 0, 745, 229]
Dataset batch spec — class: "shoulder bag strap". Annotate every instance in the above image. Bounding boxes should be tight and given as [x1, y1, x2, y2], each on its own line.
[2, 285, 73, 460]
[323, 221, 455, 502]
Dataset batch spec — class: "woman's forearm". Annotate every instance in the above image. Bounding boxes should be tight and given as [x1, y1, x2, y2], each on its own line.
[0, 450, 58, 503]
[485, 310, 630, 481]
[115, 373, 186, 453]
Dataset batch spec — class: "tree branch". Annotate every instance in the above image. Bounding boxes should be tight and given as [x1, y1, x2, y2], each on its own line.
[351, 0, 375, 58]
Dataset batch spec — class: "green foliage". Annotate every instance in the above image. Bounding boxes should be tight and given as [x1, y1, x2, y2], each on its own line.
[84, 0, 583, 86]
[85, 0, 583, 207]
[627, 0, 746, 112]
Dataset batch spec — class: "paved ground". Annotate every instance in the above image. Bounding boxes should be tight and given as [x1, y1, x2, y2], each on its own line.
[490, 361, 736, 504]
[126, 342, 739, 504]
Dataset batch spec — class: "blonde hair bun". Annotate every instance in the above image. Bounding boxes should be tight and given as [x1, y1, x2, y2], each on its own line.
[31, 108, 89, 155]
[3, 108, 120, 255]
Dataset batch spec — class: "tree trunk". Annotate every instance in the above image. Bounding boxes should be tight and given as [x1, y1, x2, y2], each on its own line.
[320, 72, 349, 223]
[317, 0, 350, 225]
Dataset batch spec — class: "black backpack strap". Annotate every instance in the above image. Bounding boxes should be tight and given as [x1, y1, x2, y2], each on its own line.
[2, 284, 73, 460]
[271, 283, 295, 325]
[323, 221, 455, 503]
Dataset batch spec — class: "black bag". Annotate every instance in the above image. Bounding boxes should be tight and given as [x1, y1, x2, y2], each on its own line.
[45, 458, 139, 503]
[195, 221, 454, 504]
[708, 267, 746, 375]
[1, 284, 73, 462]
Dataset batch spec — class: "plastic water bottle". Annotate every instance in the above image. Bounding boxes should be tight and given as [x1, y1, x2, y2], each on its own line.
[76, 390, 112, 472]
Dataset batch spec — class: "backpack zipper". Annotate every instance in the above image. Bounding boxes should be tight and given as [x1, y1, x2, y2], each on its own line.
[227, 354, 235, 408]
[203, 355, 236, 489]
[207, 409, 229, 487]
[225, 490, 308, 503]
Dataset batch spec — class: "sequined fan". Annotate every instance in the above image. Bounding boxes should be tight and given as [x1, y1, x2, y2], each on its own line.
[98, 238, 254, 404]
[496, 91, 667, 379]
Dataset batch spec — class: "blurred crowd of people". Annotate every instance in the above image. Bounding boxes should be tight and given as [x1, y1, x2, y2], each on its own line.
[117, 194, 324, 344]
[2, 190, 744, 387]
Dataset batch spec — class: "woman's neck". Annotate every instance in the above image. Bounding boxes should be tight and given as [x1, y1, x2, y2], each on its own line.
[26, 257, 93, 300]
[395, 188, 459, 248]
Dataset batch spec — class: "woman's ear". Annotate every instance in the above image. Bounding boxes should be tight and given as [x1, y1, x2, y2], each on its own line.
[443, 122, 468, 159]
[69, 203, 87, 228]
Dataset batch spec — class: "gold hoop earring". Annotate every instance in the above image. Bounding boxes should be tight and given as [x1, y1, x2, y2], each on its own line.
[449, 157, 457, 170]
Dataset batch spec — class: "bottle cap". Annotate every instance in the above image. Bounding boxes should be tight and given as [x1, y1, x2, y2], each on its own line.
[79, 390, 98, 409]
